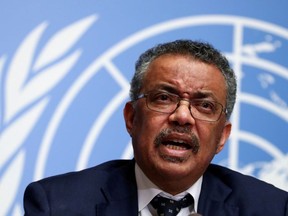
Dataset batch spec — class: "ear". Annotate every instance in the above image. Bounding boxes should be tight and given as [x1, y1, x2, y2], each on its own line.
[216, 121, 232, 154]
[123, 102, 135, 136]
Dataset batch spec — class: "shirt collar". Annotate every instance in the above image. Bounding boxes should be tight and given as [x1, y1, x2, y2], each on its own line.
[135, 163, 203, 212]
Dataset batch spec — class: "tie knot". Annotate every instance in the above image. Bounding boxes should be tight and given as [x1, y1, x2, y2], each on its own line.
[150, 194, 194, 216]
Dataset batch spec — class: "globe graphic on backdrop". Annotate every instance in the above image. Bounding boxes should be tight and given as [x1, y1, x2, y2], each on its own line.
[35, 15, 288, 190]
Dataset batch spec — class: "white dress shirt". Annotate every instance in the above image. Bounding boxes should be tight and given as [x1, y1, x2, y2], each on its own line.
[135, 163, 203, 216]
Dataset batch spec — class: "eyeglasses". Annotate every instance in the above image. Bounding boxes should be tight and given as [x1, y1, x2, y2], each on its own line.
[137, 90, 227, 122]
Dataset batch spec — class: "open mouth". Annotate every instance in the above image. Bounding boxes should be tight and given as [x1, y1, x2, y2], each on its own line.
[154, 128, 200, 154]
[162, 140, 192, 151]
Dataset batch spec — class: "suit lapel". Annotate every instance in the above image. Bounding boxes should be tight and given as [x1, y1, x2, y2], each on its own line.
[94, 162, 240, 216]
[197, 165, 239, 216]
[95, 160, 138, 216]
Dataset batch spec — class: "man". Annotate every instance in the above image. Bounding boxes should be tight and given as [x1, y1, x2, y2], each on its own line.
[24, 40, 288, 216]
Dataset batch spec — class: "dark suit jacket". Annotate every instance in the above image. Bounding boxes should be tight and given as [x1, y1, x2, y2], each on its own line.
[24, 159, 288, 216]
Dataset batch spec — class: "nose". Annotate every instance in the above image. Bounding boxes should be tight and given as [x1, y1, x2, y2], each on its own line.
[168, 100, 196, 126]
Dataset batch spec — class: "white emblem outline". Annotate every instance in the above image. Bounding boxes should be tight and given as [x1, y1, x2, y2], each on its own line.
[33, 15, 288, 192]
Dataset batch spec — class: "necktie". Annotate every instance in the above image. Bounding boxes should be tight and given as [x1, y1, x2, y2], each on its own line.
[150, 194, 194, 216]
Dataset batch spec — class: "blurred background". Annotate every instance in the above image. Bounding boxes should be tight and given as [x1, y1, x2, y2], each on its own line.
[0, 0, 287, 215]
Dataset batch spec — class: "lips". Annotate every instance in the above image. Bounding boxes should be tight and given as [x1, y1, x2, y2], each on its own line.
[154, 128, 200, 154]
[162, 139, 192, 151]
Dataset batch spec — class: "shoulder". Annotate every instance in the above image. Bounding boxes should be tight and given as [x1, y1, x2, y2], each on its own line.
[41, 159, 133, 183]
[206, 164, 288, 198]
[199, 164, 288, 215]
[26, 159, 134, 195]
[24, 160, 136, 214]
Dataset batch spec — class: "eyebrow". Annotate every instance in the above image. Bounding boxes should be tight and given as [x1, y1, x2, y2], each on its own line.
[152, 84, 219, 101]
[150, 84, 179, 94]
[191, 91, 218, 101]
[160, 85, 180, 95]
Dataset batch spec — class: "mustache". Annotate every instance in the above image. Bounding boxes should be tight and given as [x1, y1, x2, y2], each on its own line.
[154, 126, 200, 153]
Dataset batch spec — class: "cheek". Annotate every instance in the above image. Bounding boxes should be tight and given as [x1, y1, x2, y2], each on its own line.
[133, 114, 171, 155]
[196, 123, 222, 151]
[134, 108, 165, 130]
[132, 111, 161, 143]
[131, 113, 165, 160]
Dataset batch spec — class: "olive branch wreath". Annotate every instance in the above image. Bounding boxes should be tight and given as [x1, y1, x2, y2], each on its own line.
[0, 15, 97, 216]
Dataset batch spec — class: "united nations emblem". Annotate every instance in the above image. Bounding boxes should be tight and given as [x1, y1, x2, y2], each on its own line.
[0, 15, 287, 215]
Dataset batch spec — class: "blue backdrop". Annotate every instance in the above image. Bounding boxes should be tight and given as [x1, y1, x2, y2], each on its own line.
[1, 1, 287, 215]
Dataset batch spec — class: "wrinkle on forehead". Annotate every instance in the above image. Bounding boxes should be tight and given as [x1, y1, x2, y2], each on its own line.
[143, 55, 227, 103]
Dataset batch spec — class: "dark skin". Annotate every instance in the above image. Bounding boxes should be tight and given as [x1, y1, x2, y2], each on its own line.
[124, 54, 231, 195]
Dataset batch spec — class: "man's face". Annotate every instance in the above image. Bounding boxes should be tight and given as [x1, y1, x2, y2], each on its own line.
[124, 54, 231, 194]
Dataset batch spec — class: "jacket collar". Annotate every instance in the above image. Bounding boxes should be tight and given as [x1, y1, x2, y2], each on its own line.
[197, 164, 239, 216]
[95, 161, 240, 216]
[95, 160, 138, 216]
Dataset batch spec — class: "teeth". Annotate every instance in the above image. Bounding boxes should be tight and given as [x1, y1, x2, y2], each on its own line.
[162, 138, 191, 150]
[171, 139, 186, 144]
[166, 144, 187, 150]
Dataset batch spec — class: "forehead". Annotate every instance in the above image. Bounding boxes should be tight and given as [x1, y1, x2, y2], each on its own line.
[143, 54, 227, 101]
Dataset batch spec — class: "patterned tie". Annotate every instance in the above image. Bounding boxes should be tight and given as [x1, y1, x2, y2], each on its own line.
[150, 194, 194, 216]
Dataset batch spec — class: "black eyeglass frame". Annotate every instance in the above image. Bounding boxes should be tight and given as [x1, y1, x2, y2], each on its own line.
[136, 91, 228, 122]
